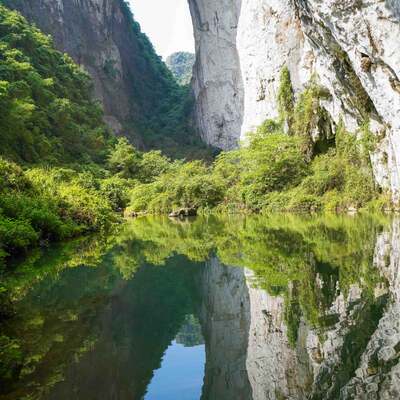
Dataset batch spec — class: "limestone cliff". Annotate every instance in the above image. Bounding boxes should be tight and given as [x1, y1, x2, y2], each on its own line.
[190, 0, 400, 202]
[189, 0, 244, 150]
[3, 0, 180, 145]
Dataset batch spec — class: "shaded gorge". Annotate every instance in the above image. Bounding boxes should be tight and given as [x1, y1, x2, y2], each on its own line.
[1, 214, 400, 399]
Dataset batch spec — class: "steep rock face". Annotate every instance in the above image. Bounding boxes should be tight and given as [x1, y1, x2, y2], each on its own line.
[237, 0, 310, 137]
[245, 270, 313, 399]
[293, 0, 400, 202]
[191, 0, 400, 202]
[301, 219, 400, 399]
[188, 0, 244, 150]
[4, 0, 175, 142]
[196, 219, 400, 398]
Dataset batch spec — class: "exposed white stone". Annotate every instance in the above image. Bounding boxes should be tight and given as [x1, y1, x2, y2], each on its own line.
[188, 0, 244, 150]
[191, 0, 400, 203]
[237, 0, 311, 137]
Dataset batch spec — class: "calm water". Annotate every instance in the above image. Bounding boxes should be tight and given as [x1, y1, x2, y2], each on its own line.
[1, 214, 400, 399]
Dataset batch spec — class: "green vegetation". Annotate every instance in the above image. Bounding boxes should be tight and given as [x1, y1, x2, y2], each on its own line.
[0, 223, 202, 399]
[0, 5, 110, 165]
[0, 5, 202, 265]
[115, 214, 388, 349]
[0, 3, 393, 396]
[0, 136, 183, 264]
[127, 66, 387, 215]
[0, 4, 391, 269]
[119, 2, 210, 159]
[0, 159, 115, 261]
[0, 5, 117, 264]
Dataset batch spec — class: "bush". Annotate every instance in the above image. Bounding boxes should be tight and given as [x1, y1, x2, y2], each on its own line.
[0, 158, 30, 191]
[108, 138, 141, 179]
[0, 160, 120, 263]
[57, 183, 114, 230]
[129, 160, 225, 213]
[0, 218, 39, 251]
[138, 150, 171, 183]
[100, 176, 131, 210]
[0, 193, 74, 240]
[239, 133, 308, 210]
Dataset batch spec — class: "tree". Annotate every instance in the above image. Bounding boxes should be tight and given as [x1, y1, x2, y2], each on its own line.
[108, 138, 141, 178]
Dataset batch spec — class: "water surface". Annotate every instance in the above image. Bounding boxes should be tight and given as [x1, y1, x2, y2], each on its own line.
[1, 214, 399, 399]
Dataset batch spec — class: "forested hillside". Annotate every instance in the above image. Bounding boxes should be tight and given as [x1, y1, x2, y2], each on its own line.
[0, 5, 110, 164]
[2, 0, 205, 157]
[0, 6, 177, 265]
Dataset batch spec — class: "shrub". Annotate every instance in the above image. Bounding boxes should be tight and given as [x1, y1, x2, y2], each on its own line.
[138, 150, 171, 183]
[0, 218, 39, 251]
[0, 158, 30, 191]
[129, 160, 225, 213]
[57, 183, 114, 230]
[277, 66, 294, 126]
[100, 176, 131, 210]
[239, 133, 308, 210]
[129, 182, 160, 213]
[107, 138, 142, 179]
[0, 193, 74, 240]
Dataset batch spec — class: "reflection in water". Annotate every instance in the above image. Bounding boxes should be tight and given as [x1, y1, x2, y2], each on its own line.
[145, 340, 205, 400]
[1, 214, 400, 399]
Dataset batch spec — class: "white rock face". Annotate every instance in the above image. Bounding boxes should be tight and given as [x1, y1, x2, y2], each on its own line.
[188, 0, 244, 150]
[244, 270, 313, 399]
[341, 218, 400, 398]
[237, 0, 312, 137]
[190, 0, 400, 203]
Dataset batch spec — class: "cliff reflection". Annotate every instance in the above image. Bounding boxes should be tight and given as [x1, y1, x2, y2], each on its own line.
[1, 214, 400, 399]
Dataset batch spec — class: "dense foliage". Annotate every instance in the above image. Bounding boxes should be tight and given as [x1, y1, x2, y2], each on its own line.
[126, 68, 387, 215]
[0, 5, 110, 165]
[0, 136, 181, 265]
[0, 4, 390, 268]
[0, 6, 193, 265]
[0, 158, 116, 264]
[119, 2, 210, 159]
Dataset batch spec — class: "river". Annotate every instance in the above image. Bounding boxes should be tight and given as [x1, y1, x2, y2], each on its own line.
[1, 214, 399, 399]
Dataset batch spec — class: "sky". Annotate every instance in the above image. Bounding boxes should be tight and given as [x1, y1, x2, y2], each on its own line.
[128, 0, 195, 60]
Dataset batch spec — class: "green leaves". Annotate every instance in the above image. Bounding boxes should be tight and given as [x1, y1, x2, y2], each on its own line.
[107, 138, 142, 179]
[0, 5, 108, 164]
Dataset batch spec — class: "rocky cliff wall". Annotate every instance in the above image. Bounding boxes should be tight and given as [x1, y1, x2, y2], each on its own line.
[188, 0, 244, 150]
[191, 0, 400, 202]
[4, 0, 177, 144]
